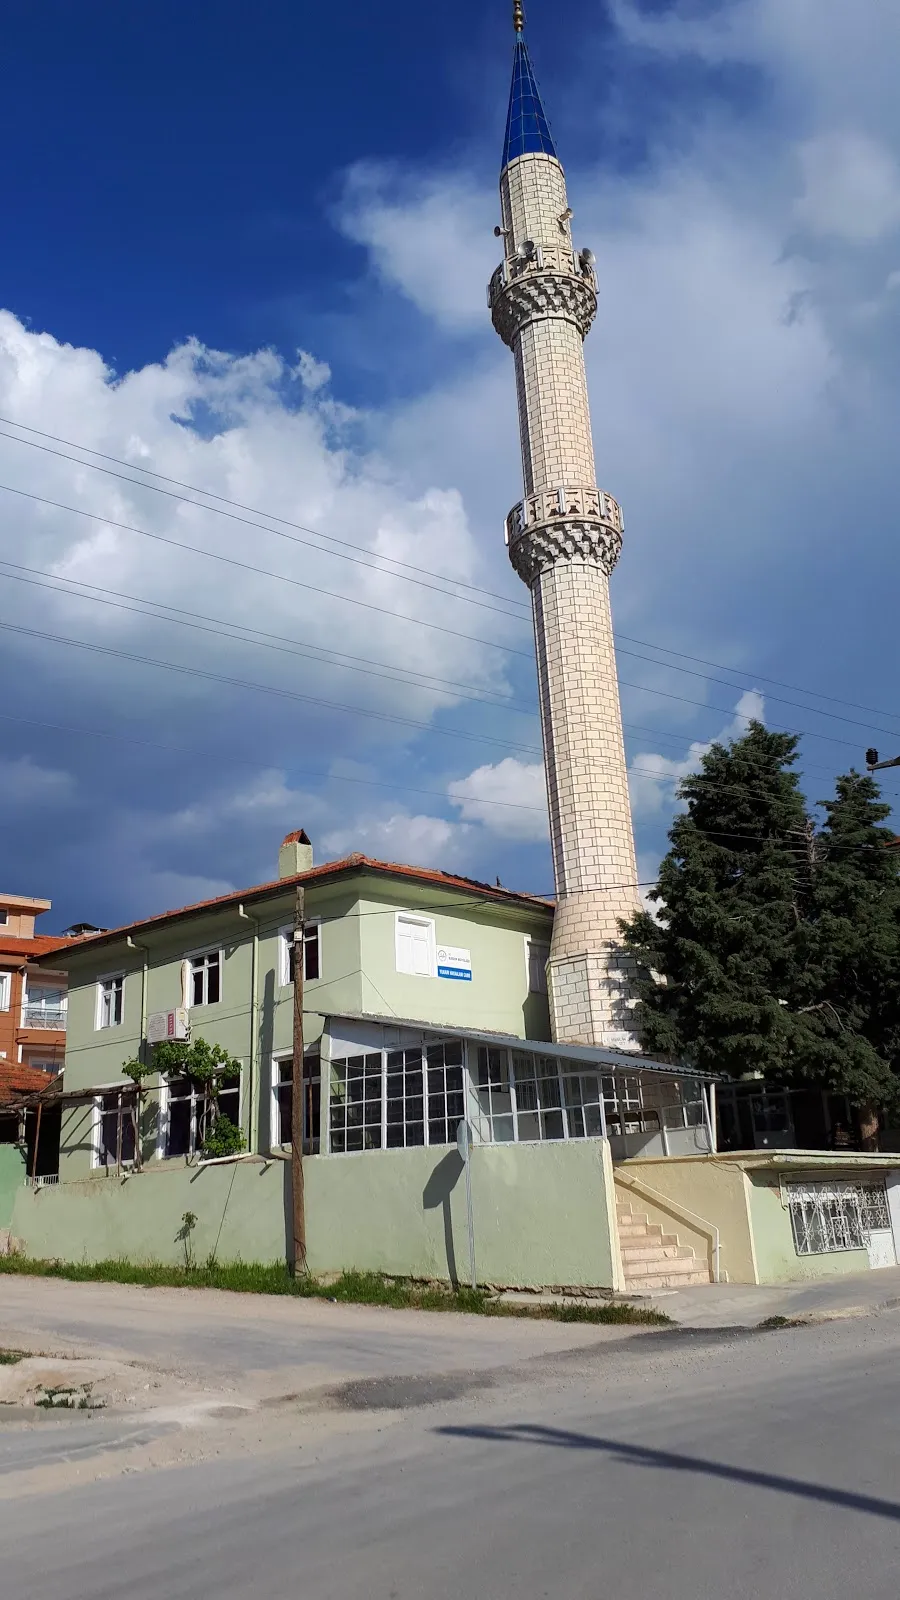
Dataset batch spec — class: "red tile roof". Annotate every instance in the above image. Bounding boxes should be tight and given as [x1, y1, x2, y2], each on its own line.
[0, 933, 78, 964]
[0, 1061, 56, 1105]
[34, 854, 553, 961]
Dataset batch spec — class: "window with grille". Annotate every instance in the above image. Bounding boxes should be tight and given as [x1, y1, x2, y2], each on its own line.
[190, 951, 221, 1007]
[97, 975, 124, 1028]
[95, 1090, 136, 1169]
[164, 1071, 240, 1159]
[786, 1183, 889, 1255]
[272, 1053, 321, 1152]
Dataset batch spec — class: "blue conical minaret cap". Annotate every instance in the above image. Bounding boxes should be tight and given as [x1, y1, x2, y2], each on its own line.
[502, 27, 558, 170]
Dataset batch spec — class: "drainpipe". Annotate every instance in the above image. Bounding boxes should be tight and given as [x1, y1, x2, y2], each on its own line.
[126, 935, 150, 1170]
[237, 904, 260, 1153]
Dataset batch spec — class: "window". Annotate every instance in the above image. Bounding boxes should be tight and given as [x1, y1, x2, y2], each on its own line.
[395, 915, 435, 977]
[95, 1090, 136, 1170]
[189, 950, 221, 1007]
[272, 1053, 321, 1153]
[564, 1072, 610, 1139]
[279, 923, 322, 986]
[329, 1052, 383, 1153]
[329, 1041, 464, 1154]
[23, 986, 67, 1029]
[786, 1183, 885, 1255]
[474, 1046, 514, 1142]
[425, 1042, 465, 1146]
[526, 939, 550, 995]
[0, 910, 7, 926]
[164, 1070, 240, 1159]
[0, 972, 10, 1012]
[98, 975, 124, 1029]
[512, 1052, 565, 1141]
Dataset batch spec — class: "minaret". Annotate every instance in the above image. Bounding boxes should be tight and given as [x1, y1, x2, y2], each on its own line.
[490, 6, 641, 1047]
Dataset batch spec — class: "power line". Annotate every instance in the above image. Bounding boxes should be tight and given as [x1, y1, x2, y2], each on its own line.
[0, 420, 528, 619]
[0, 480, 533, 659]
[0, 619, 544, 757]
[3, 414, 899, 733]
[0, 562, 539, 720]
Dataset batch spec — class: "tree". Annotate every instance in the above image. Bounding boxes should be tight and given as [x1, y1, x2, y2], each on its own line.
[621, 722, 812, 1078]
[791, 771, 900, 1146]
[123, 1036, 245, 1161]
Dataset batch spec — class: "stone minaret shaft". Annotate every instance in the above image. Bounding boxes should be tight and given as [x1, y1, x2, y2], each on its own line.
[489, 28, 640, 1046]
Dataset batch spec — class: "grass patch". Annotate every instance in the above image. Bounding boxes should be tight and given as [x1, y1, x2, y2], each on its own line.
[757, 1314, 798, 1331]
[0, 1256, 668, 1325]
[0, 1349, 25, 1365]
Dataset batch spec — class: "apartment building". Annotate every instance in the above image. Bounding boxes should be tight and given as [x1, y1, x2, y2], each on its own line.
[0, 893, 69, 1078]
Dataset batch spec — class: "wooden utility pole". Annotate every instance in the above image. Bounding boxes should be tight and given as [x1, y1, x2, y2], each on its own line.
[290, 885, 307, 1275]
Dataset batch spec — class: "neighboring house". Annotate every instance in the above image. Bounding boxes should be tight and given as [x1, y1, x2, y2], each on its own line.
[0, 893, 69, 1079]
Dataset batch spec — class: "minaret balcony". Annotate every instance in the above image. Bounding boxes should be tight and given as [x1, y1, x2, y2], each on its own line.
[505, 484, 624, 584]
[488, 247, 597, 346]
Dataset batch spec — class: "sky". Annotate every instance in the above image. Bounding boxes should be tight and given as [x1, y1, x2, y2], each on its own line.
[3, 0, 900, 932]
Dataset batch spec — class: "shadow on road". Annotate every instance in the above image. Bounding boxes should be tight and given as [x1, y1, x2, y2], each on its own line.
[436, 1422, 900, 1523]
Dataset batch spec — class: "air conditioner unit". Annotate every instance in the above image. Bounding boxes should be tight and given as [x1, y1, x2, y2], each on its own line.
[147, 1007, 189, 1044]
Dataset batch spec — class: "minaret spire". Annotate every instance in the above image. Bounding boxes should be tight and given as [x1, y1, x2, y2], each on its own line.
[489, 20, 641, 1048]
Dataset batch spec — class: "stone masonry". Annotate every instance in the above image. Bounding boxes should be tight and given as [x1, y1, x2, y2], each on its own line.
[490, 37, 641, 1046]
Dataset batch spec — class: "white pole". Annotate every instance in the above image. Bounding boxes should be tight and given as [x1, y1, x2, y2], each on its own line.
[458, 1120, 476, 1289]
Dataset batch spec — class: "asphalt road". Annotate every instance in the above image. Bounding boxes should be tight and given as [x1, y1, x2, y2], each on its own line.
[3, 1308, 900, 1599]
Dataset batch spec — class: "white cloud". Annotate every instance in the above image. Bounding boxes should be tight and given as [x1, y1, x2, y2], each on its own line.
[0, 310, 521, 744]
[448, 757, 548, 841]
[629, 692, 766, 819]
[321, 810, 469, 869]
[795, 132, 900, 242]
[338, 164, 496, 331]
[0, 756, 74, 807]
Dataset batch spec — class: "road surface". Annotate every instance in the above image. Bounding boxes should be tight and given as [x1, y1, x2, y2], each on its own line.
[1, 1284, 899, 1598]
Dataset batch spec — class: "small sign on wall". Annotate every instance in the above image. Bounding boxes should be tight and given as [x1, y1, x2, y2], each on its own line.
[437, 946, 473, 981]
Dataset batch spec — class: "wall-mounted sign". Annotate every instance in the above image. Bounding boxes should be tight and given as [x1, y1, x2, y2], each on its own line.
[437, 945, 473, 981]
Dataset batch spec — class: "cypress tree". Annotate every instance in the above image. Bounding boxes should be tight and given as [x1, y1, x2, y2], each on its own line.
[621, 721, 812, 1077]
[792, 771, 900, 1146]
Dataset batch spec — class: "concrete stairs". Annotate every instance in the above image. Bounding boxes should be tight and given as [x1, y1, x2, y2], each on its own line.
[617, 1198, 711, 1291]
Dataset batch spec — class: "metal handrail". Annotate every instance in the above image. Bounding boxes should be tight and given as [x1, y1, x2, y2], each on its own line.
[616, 1171, 722, 1283]
[22, 1007, 67, 1030]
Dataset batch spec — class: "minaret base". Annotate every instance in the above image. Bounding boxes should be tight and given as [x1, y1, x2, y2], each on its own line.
[548, 899, 640, 1050]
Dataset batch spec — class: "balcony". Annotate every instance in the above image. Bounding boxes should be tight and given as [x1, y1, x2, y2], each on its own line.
[22, 1006, 67, 1031]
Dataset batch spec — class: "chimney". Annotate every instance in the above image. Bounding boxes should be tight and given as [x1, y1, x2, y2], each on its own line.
[279, 830, 313, 879]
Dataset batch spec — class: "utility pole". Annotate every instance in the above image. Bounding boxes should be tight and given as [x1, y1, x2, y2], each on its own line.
[290, 885, 307, 1276]
[866, 748, 900, 772]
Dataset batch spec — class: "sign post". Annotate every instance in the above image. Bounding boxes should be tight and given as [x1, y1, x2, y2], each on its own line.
[456, 1118, 477, 1290]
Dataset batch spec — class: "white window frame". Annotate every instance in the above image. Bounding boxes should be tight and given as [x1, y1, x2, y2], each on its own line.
[157, 1067, 242, 1161]
[524, 936, 550, 995]
[0, 971, 10, 1012]
[278, 921, 322, 988]
[394, 914, 436, 979]
[92, 1089, 137, 1171]
[271, 1052, 321, 1152]
[327, 1039, 465, 1155]
[186, 947, 223, 1009]
[95, 973, 125, 1030]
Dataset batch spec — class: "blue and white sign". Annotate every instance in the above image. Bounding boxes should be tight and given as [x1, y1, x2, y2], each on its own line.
[437, 945, 473, 981]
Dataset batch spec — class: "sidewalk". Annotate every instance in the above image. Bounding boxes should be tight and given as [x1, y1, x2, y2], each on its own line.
[641, 1265, 900, 1328]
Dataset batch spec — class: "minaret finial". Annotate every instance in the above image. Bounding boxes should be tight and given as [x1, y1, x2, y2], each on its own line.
[513, 0, 525, 34]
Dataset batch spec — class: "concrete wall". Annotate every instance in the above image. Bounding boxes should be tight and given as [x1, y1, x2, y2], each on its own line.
[9, 1140, 615, 1289]
[0, 1143, 25, 1229]
[616, 1156, 757, 1284]
[746, 1174, 870, 1283]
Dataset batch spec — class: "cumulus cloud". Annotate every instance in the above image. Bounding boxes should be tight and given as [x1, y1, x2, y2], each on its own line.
[321, 809, 469, 869]
[629, 692, 766, 820]
[448, 757, 548, 841]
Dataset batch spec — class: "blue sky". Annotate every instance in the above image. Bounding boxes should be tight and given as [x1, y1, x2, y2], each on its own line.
[3, 0, 900, 932]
